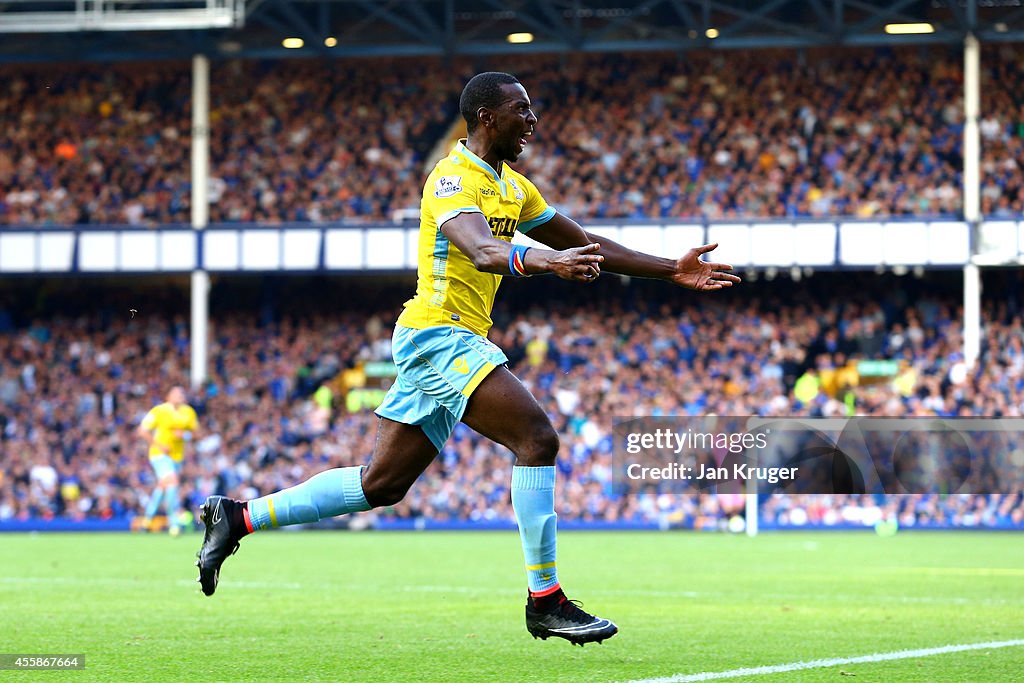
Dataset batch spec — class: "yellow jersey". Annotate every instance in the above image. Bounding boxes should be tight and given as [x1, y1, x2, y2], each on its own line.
[140, 402, 198, 462]
[397, 140, 556, 336]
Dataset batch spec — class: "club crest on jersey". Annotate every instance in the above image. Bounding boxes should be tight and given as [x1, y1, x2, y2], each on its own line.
[434, 175, 463, 198]
[507, 177, 525, 201]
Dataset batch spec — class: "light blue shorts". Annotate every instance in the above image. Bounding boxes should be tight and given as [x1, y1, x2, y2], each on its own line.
[150, 455, 181, 480]
[376, 325, 507, 451]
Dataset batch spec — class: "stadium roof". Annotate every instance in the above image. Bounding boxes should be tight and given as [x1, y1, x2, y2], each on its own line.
[1, 0, 1023, 63]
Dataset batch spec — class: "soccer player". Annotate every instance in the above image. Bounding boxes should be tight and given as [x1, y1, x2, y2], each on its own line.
[196, 72, 738, 645]
[138, 386, 198, 536]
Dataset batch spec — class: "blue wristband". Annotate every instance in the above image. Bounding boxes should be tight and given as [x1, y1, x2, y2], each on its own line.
[508, 245, 531, 277]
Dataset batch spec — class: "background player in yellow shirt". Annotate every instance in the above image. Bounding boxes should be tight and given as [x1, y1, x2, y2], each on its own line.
[138, 386, 198, 536]
[197, 72, 738, 645]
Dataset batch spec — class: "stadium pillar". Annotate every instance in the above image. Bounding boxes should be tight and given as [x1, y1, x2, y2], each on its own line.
[190, 55, 211, 389]
[963, 34, 981, 369]
[964, 263, 981, 368]
[963, 34, 980, 225]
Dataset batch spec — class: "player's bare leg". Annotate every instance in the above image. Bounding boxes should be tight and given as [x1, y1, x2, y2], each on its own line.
[196, 418, 436, 596]
[360, 419, 440, 508]
[141, 481, 165, 531]
[163, 471, 182, 536]
[144, 471, 180, 535]
[462, 366, 618, 646]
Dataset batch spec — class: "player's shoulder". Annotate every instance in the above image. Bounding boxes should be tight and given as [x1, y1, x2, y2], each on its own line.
[142, 402, 166, 422]
[503, 166, 544, 205]
[442, 150, 481, 176]
[503, 164, 538, 191]
[428, 149, 470, 178]
[503, 163, 531, 183]
[425, 153, 479, 200]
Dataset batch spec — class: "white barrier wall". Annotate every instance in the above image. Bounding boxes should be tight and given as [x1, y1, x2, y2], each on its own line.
[1, 220, 1021, 274]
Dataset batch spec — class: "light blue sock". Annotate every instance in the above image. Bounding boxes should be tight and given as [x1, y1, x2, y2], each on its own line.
[247, 467, 370, 531]
[165, 485, 180, 529]
[144, 487, 163, 519]
[511, 466, 559, 594]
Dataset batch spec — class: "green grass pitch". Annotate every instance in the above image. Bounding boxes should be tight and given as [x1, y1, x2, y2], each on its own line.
[3, 530, 1022, 682]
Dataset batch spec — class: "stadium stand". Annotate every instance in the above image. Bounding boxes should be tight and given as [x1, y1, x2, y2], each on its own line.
[0, 275, 1020, 528]
[0, 58, 459, 225]
[3, 46, 1023, 225]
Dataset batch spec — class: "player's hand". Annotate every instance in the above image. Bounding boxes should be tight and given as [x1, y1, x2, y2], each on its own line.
[670, 243, 741, 291]
[544, 243, 604, 283]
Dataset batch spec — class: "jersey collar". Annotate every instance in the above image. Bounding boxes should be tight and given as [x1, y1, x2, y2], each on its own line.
[454, 140, 503, 183]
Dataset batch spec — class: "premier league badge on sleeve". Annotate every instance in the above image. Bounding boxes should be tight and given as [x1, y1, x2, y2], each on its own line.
[434, 175, 463, 198]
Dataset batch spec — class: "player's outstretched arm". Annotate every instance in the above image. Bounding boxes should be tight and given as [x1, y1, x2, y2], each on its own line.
[440, 212, 604, 282]
[527, 212, 741, 291]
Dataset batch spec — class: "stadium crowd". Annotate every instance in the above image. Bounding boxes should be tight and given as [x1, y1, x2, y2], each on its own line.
[0, 276, 1021, 529]
[0, 59, 457, 225]
[3, 46, 1024, 225]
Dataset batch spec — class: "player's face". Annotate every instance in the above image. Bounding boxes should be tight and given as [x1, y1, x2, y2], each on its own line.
[491, 83, 537, 163]
[167, 387, 186, 406]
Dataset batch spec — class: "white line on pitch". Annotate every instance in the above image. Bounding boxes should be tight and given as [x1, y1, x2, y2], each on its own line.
[617, 639, 1024, 683]
[0, 576, 304, 590]
[392, 584, 1019, 606]
[4, 577, 1020, 605]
